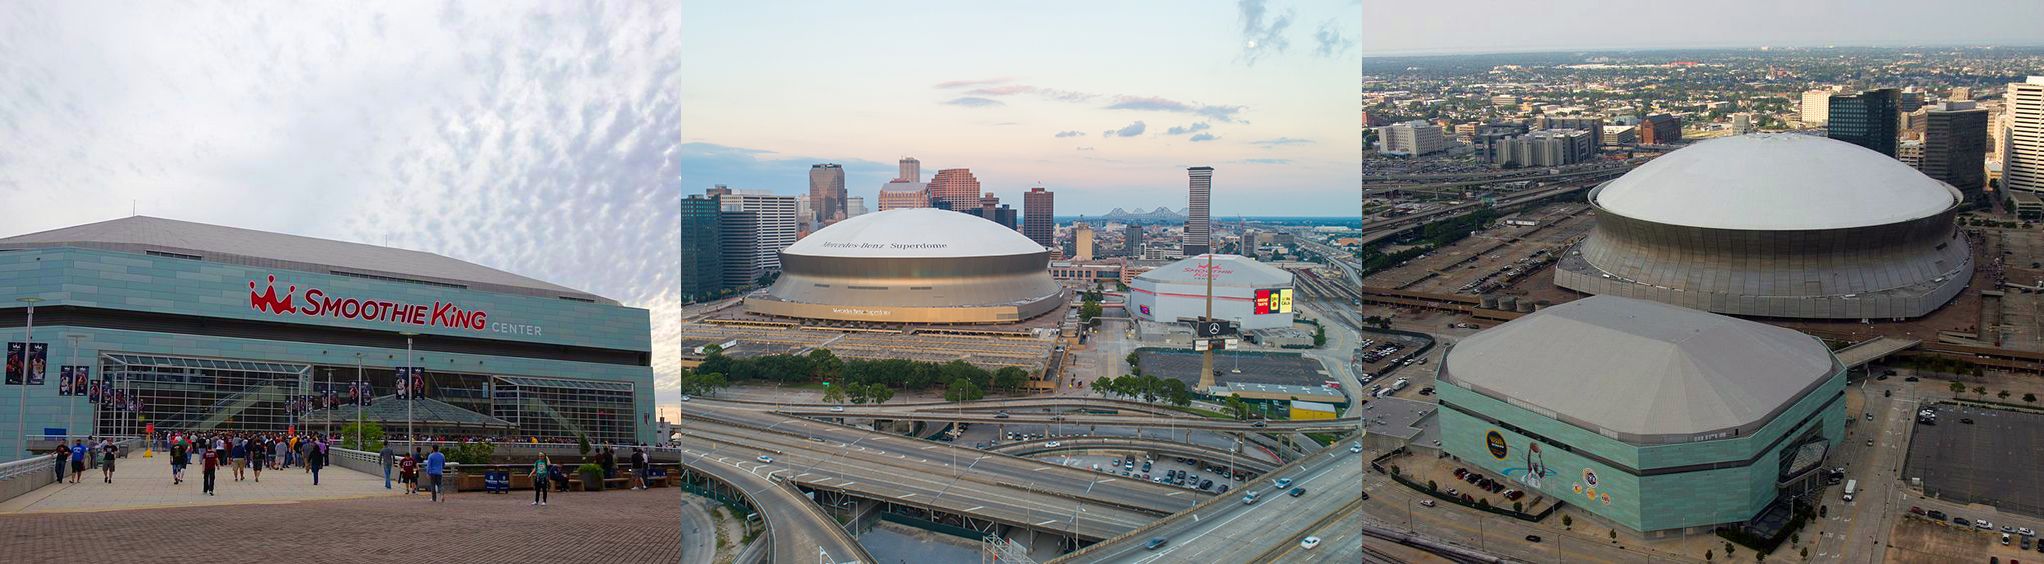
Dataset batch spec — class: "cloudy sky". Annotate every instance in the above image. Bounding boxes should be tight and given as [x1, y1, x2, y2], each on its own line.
[0, 2, 686, 415]
[1366, 0, 2044, 55]
[682, 0, 1361, 216]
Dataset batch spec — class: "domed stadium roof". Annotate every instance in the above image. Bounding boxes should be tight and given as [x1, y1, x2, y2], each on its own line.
[1443, 296, 1839, 443]
[1594, 134, 1958, 231]
[784, 208, 1046, 259]
[1133, 254, 1293, 288]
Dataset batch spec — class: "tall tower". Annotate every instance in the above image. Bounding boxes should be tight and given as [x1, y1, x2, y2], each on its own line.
[1073, 222, 1094, 261]
[2008, 77, 2044, 197]
[899, 157, 922, 183]
[1923, 101, 1989, 204]
[717, 191, 798, 288]
[680, 194, 724, 299]
[1827, 88, 1900, 157]
[808, 163, 846, 225]
[927, 169, 982, 212]
[1023, 187, 1054, 248]
[1184, 167, 1213, 256]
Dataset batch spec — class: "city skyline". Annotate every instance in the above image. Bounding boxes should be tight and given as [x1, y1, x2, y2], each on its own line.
[681, 0, 1360, 216]
[1364, 0, 2044, 56]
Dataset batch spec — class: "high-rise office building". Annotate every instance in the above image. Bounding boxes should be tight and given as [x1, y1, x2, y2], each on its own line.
[899, 157, 921, 183]
[1827, 88, 1900, 157]
[1950, 87, 1974, 101]
[1023, 187, 1054, 248]
[980, 192, 1001, 216]
[1184, 167, 1213, 256]
[681, 194, 724, 299]
[1494, 129, 1595, 167]
[927, 169, 982, 212]
[845, 196, 868, 218]
[877, 179, 929, 211]
[1073, 222, 1094, 261]
[1801, 89, 1836, 125]
[1730, 113, 1756, 135]
[716, 191, 798, 288]
[1897, 139, 1924, 169]
[2008, 77, 2044, 197]
[1125, 225, 1145, 257]
[808, 163, 846, 225]
[1923, 101, 1989, 204]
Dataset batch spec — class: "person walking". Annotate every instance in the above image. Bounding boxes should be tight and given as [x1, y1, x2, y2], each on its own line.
[248, 437, 265, 483]
[99, 439, 118, 483]
[425, 446, 446, 502]
[49, 445, 66, 483]
[274, 436, 288, 470]
[399, 451, 419, 494]
[230, 436, 247, 482]
[308, 439, 325, 486]
[200, 445, 218, 496]
[66, 439, 86, 484]
[378, 443, 395, 490]
[529, 454, 551, 506]
[169, 439, 187, 485]
[299, 437, 314, 474]
[630, 447, 649, 490]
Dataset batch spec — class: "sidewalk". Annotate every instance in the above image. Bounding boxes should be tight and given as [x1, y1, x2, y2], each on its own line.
[0, 448, 394, 514]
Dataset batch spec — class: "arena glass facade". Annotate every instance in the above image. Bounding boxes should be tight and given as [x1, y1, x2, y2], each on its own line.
[0, 244, 652, 461]
[1436, 367, 1845, 535]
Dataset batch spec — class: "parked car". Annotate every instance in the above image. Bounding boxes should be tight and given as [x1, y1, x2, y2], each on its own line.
[1978, 519, 1995, 530]
[1928, 510, 1947, 520]
[1420, 499, 1436, 507]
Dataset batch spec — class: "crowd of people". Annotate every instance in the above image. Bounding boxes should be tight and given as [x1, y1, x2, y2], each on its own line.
[42, 431, 667, 508]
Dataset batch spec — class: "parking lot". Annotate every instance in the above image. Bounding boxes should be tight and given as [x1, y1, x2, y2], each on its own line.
[1904, 403, 2044, 517]
[1136, 349, 1329, 387]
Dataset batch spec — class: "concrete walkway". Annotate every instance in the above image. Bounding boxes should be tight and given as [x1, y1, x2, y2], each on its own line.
[0, 448, 394, 514]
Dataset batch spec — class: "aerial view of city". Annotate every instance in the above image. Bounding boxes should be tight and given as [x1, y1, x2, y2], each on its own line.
[1353, 2, 2044, 563]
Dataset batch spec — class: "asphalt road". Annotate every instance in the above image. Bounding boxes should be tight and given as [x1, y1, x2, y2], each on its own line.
[674, 444, 871, 563]
[681, 496, 718, 564]
[774, 407, 1361, 432]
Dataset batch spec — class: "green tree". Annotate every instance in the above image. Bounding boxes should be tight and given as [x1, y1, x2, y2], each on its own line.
[1609, 529, 1617, 543]
[820, 383, 847, 404]
[1225, 394, 1251, 420]
[807, 349, 843, 381]
[992, 367, 1029, 390]
[1312, 324, 1327, 347]
[944, 378, 984, 402]
[340, 421, 385, 451]
[1427, 480, 1437, 491]
[1079, 299, 1104, 325]
[1162, 378, 1192, 407]
[1512, 501, 1522, 513]
[2025, 393, 2037, 404]
[846, 383, 869, 404]
[1999, 390, 2012, 401]
[1949, 381, 1967, 395]
[1126, 352, 1140, 367]
[1975, 386, 1988, 399]
[866, 383, 894, 405]
[1704, 549, 1712, 561]
[1563, 515, 1573, 529]
[577, 434, 591, 456]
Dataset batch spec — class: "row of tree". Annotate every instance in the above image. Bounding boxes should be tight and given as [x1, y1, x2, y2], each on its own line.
[691, 349, 1033, 395]
[1093, 374, 1192, 406]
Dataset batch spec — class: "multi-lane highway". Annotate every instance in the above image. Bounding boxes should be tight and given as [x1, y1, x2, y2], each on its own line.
[672, 443, 874, 563]
[773, 406, 1363, 433]
[1058, 438, 1366, 563]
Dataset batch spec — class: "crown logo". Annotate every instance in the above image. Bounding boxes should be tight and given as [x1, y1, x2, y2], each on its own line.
[249, 275, 298, 314]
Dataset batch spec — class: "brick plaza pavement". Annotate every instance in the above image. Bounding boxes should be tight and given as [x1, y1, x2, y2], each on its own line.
[0, 485, 687, 563]
[0, 447, 390, 514]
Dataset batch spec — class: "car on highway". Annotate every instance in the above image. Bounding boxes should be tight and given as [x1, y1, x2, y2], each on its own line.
[1289, 487, 1307, 497]
[1350, 443, 1362, 453]
[1044, 441, 1060, 448]
[1274, 478, 1294, 489]
[681, 395, 692, 402]
[1251, 420, 1267, 428]
[756, 455, 773, 463]
[1143, 537, 1168, 550]
[830, 406, 845, 412]
[1420, 499, 1436, 507]
[1963, 418, 1976, 424]
[995, 411, 1009, 419]
[1242, 491, 1261, 505]
[1299, 536, 1321, 550]
[1525, 535, 1543, 543]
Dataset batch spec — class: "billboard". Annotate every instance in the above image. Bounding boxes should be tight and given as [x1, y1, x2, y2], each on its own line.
[1252, 289, 1293, 315]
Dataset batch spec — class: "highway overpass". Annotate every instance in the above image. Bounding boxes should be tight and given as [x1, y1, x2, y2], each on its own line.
[1053, 434, 1367, 563]
[985, 436, 1282, 475]
[775, 407, 1366, 433]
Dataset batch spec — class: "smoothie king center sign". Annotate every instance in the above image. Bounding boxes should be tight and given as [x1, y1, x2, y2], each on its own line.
[248, 275, 542, 336]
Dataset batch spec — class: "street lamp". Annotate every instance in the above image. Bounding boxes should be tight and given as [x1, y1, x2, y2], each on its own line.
[16, 297, 42, 457]
[400, 331, 417, 448]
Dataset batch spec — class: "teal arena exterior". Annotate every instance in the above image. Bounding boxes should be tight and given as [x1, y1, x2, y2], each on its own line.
[0, 217, 654, 461]
[1435, 296, 1845, 536]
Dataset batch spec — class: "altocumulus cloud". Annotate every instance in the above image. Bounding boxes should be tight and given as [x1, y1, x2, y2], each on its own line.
[1103, 121, 1147, 138]
[1190, 133, 1218, 142]
[1055, 130, 1086, 138]
[944, 96, 1004, 108]
[0, 2, 688, 413]
[1166, 122, 1212, 135]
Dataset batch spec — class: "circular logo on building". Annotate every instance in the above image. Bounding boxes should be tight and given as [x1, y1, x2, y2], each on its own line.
[1601, 492, 1612, 506]
[1485, 430, 1508, 459]
[1582, 468, 1600, 488]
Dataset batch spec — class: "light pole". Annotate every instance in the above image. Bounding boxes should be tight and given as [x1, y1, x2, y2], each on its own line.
[354, 352, 363, 449]
[401, 332, 417, 447]
[16, 297, 42, 458]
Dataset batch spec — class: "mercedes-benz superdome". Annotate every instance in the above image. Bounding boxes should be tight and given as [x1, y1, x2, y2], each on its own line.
[745, 208, 1063, 324]
[1436, 296, 1845, 536]
[0, 216, 654, 461]
[1555, 133, 1971, 320]
[1128, 254, 1296, 330]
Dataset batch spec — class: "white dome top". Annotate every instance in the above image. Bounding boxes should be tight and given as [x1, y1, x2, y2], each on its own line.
[1596, 134, 1958, 230]
[784, 208, 1047, 258]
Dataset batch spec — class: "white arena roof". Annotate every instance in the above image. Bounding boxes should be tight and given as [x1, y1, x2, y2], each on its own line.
[784, 208, 1046, 258]
[0, 216, 612, 303]
[1595, 134, 1958, 231]
[1443, 296, 1838, 442]
[1134, 254, 1293, 288]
